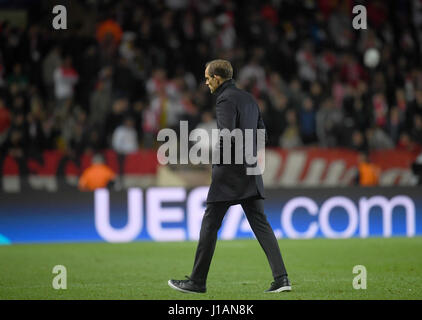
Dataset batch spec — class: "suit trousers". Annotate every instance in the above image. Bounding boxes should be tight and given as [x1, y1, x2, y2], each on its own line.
[190, 198, 288, 285]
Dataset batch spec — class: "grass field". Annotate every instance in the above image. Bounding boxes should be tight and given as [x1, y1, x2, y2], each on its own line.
[0, 238, 421, 300]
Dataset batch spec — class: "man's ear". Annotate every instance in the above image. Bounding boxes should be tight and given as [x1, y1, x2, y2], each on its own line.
[214, 75, 223, 84]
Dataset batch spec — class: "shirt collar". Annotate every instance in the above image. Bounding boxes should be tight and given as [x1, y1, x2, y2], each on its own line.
[214, 78, 235, 97]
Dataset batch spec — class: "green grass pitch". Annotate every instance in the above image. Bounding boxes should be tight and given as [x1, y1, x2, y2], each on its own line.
[0, 238, 421, 300]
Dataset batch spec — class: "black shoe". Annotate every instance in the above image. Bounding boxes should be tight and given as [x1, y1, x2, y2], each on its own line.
[168, 276, 206, 293]
[265, 276, 292, 293]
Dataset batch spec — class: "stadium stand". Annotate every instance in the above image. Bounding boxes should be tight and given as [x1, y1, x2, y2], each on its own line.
[0, 0, 421, 189]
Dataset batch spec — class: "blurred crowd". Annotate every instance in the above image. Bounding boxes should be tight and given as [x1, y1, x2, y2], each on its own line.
[1, 0, 422, 162]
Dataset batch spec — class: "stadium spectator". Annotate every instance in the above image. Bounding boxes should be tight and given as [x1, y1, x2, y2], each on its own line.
[365, 126, 395, 150]
[343, 84, 372, 132]
[411, 152, 422, 185]
[411, 114, 422, 144]
[111, 116, 138, 155]
[339, 53, 367, 88]
[7, 63, 28, 93]
[328, 3, 354, 49]
[53, 57, 78, 100]
[191, 111, 217, 153]
[256, 97, 272, 141]
[309, 81, 324, 110]
[387, 107, 403, 145]
[65, 108, 89, 156]
[84, 127, 105, 155]
[408, 89, 422, 121]
[42, 46, 62, 105]
[131, 100, 145, 145]
[350, 130, 368, 153]
[104, 97, 129, 143]
[317, 48, 337, 83]
[299, 96, 317, 145]
[89, 80, 112, 128]
[3, 127, 26, 159]
[372, 93, 389, 129]
[0, 53, 5, 88]
[179, 91, 201, 132]
[142, 102, 160, 149]
[96, 18, 122, 65]
[316, 97, 343, 147]
[78, 154, 116, 191]
[146, 69, 169, 97]
[0, 98, 11, 145]
[285, 78, 305, 111]
[238, 50, 267, 94]
[296, 41, 317, 83]
[26, 97, 46, 157]
[113, 57, 135, 99]
[394, 89, 408, 120]
[280, 109, 302, 149]
[53, 56, 79, 120]
[397, 131, 418, 152]
[267, 91, 288, 147]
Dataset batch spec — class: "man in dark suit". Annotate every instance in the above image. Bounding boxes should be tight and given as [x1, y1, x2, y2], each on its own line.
[168, 59, 290, 293]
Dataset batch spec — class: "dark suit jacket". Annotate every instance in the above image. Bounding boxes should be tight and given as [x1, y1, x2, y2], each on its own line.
[206, 79, 266, 203]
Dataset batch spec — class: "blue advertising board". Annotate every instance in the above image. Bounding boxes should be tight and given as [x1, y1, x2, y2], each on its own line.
[0, 187, 421, 244]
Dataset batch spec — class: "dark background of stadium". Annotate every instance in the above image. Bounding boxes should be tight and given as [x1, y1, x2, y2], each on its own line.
[0, 0, 421, 163]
